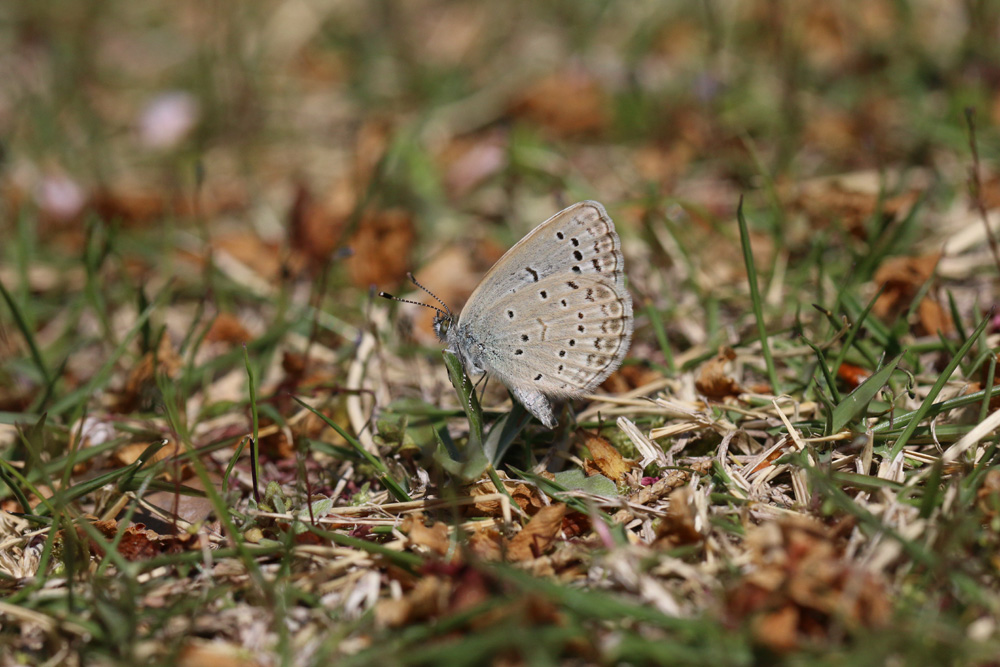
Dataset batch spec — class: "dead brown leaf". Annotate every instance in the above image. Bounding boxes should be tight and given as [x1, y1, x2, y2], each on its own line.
[509, 69, 610, 137]
[404, 515, 452, 557]
[375, 576, 448, 628]
[112, 439, 181, 468]
[142, 472, 222, 526]
[177, 640, 263, 667]
[375, 564, 493, 629]
[287, 181, 346, 272]
[116, 334, 183, 413]
[466, 526, 503, 562]
[85, 520, 199, 561]
[118, 524, 199, 561]
[916, 295, 953, 337]
[577, 430, 632, 482]
[286, 121, 395, 276]
[204, 313, 251, 345]
[346, 208, 416, 288]
[91, 183, 246, 226]
[506, 503, 566, 562]
[210, 232, 286, 284]
[601, 362, 662, 395]
[469, 476, 547, 516]
[695, 347, 741, 399]
[872, 253, 953, 335]
[654, 487, 702, 547]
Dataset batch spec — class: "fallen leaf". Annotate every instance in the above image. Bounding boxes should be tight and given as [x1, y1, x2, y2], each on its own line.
[469, 478, 546, 516]
[509, 68, 610, 137]
[116, 333, 183, 413]
[980, 173, 1000, 209]
[466, 526, 503, 562]
[91, 183, 246, 226]
[118, 524, 199, 561]
[345, 208, 416, 288]
[695, 347, 741, 399]
[404, 516, 452, 557]
[85, 521, 199, 561]
[917, 295, 953, 337]
[177, 640, 262, 667]
[211, 231, 286, 284]
[374, 577, 443, 628]
[872, 253, 952, 335]
[601, 362, 662, 394]
[287, 180, 347, 272]
[506, 503, 566, 562]
[654, 487, 702, 547]
[204, 313, 251, 345]
[785, 178, 919, 239]
[578, 429, 632, 482]
[560, 511, 592, 540]
[751, 604, 800, 655]
[112, 439, 181, 468]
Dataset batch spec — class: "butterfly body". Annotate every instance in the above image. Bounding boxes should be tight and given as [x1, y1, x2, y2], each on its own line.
[434, 201, 633, 428]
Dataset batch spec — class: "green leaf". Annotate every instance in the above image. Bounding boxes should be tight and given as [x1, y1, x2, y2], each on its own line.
[484, 397, 531, 465]
[551, 469, 618, 497]
[830, 353, 902, 433]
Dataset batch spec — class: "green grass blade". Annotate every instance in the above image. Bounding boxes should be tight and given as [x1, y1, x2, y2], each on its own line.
[889, 310, 993, 458]
[736, 197, 779, 394]
[0, 276, 51, 385]
[243, 343, 260, 502]
[830, 284, 885, 373]
[831, 353, 902, 433]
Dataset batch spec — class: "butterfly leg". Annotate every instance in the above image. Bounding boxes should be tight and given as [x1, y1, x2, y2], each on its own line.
[510, 386, 556, 428]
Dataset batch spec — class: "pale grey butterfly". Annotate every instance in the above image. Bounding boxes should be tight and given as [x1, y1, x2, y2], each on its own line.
[381, 201, 633, 428]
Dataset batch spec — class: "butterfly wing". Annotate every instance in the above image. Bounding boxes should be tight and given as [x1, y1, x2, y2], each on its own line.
[460, 201, 626, 310]
[450, 201, 633, 425]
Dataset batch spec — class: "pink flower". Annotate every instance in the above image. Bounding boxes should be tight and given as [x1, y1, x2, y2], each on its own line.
[139, 91, 199, 148]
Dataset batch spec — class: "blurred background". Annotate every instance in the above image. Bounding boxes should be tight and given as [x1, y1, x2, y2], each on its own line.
[1, 0, 998, 384]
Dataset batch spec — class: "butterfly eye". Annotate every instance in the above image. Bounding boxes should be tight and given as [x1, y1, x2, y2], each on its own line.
[432, 313, 452, 341]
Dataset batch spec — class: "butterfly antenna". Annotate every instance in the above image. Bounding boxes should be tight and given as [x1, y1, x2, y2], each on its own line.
[405, 272, 453, 318]
[377, 290, 448, 318]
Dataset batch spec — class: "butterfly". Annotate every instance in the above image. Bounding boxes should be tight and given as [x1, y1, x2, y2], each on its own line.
[383, 201, 633, 428]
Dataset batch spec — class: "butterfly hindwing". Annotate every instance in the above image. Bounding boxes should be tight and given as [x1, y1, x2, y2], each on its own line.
[475, 274, 631, 398]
